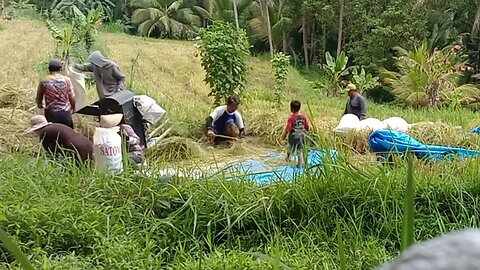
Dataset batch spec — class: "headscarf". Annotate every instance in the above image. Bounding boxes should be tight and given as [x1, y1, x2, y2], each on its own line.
[88, 51, 110, 68]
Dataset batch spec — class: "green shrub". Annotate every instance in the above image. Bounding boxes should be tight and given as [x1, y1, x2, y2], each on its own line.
[199, 21, 250, 106]
[271, 52, 290, 106]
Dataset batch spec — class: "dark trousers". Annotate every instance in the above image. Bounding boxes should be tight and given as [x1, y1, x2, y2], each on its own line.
[45, 110, 74, 129]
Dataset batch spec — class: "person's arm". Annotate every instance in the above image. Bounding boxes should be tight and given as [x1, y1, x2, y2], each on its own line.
[36, 82, 44, 109]
[120, 124, 141, 146]
[112, 64, 126, 86]
[234, 111, 245, 137]
[359, 96, 368, 120]
[206, 107, 223, 131]
[304, 115, 311, 131]
[66, 78, 76, 112]
[74, 63, 95, 72]
[206, 116, 214, 130]
[283, 117, 292, 140]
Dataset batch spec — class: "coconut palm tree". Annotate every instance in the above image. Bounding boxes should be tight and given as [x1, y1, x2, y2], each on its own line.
[249, 0, 294, 55]
[130, 0, 211, 38]
[381, 42, 479, 108]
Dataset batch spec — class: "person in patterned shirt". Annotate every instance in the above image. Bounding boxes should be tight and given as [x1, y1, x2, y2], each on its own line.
[36, 60, 76, 128]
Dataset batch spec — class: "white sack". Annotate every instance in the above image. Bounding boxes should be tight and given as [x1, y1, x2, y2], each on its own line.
[334, 114, 360, 133]
[383, 117, 409, 133]
[357, 118, 387, 131]
[93, 127, 123, 173]
[133, 95, 166, 125]
[65, 66, 86, 112]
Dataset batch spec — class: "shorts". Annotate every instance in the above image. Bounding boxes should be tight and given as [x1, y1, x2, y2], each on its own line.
[288, 132, 304, 154]
[45, 110, 74, 129]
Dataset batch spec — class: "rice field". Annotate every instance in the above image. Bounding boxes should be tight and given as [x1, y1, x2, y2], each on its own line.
[1, 19, 480, 269]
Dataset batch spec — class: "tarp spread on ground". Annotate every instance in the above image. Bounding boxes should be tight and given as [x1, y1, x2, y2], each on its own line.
[151, 150, 338, 183]
[368, 130, 480, 160]
[222, 150, 338, 184]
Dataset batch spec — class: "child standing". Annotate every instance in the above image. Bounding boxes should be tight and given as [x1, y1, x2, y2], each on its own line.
[282, 100, 310, 167]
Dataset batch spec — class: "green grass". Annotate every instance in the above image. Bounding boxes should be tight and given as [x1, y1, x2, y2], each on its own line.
[2, 151, 480, 269]
[3, 19, 480, 269]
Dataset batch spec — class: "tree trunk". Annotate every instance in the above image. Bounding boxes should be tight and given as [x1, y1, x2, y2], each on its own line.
[310, 22, 316, 64]
[262, 0, 274, 57]
[282, 32, 287, 53]
[336, 0, 344, 57]
[233, 0, 239, 28]
[321, 25, 327, 63]
[302, 11, 309, 69]
[427, 81, 441, 107]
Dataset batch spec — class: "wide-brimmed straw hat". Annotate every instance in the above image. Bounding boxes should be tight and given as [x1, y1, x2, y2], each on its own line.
[100, 113, 123, 128]
[26, 115, 50, 133]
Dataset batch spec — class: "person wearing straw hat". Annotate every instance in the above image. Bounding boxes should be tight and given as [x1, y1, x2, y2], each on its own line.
[27, 115, 93, 164]
[343, 83, 368, 120]
[74, 51, 126, 99]
[100, 114, 145, 165]
[36, 59, 76, 128]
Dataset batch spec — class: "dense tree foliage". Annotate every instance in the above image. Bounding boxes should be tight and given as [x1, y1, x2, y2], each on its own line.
[5, 0, 480, 107]
[11, 0, 477, 71]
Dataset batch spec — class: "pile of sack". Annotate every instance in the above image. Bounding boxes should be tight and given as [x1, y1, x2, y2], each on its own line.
[334, 114, 410, 134]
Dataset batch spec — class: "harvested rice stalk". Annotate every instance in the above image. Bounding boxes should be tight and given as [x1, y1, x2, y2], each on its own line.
[146, 136, 201, 161]
[0, 84, 32, 109]
[227, 141, 247, 156]
[408, 122, 466, 147]
[245, 110, 285, 146]
[342, 129, 372, 154]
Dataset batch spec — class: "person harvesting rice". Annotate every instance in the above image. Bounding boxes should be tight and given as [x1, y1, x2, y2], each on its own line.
[205, 96, 245, 143]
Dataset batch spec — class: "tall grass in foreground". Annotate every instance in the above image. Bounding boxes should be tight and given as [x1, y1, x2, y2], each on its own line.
[1, 151, 480, 269]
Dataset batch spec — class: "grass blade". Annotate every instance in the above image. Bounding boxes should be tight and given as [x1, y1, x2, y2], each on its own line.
[336, 215, 346, 270]
[0, 227, 35, 270]
[401, 151, 415, 252]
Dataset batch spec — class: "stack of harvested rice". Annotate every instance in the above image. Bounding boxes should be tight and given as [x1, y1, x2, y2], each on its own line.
[244, 109, 285, 146]
[408, 122, 467, 147]
[0, 84, 33, 110]
[146, 136, 202, 162]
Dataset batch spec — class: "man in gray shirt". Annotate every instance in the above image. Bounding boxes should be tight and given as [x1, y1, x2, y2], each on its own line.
[343, 83, 367, 120]
[74, 51, 126, 99]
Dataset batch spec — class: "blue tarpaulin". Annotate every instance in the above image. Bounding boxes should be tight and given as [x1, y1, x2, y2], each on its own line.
[470, 126, 480, 134]
[368, 130, 480, 160]
[224, 150, 338, 184]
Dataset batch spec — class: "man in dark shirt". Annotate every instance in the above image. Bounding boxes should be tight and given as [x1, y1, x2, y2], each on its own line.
[343, 83, 368, 120]
[27, 115, 93, 164]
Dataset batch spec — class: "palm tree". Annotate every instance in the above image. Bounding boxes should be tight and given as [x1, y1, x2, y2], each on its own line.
[249, 0, 293, 55]
[381, 43, 479, 107]
[130, 0, 211, 38]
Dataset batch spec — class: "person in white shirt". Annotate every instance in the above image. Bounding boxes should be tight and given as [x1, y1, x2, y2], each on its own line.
[205, 96, 245, 143]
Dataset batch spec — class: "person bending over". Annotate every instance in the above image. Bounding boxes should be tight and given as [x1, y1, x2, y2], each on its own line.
[205, 96, 245, 143]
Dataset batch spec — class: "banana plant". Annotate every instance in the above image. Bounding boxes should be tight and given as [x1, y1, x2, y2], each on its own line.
[45, 19, 79, 68]
[351, 66, 379, 94]
[322, 51, 354, 96]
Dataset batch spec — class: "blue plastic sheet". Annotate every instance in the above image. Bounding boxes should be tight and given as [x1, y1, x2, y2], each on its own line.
[470, 126, 480, 134]
[224, 150, 338, 184]
[368, 130, 480, 160]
